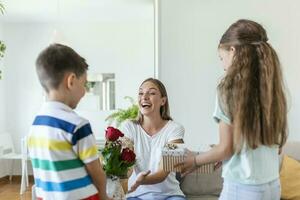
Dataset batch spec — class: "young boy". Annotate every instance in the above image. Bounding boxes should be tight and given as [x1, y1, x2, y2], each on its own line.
[28, 44, 111, 200]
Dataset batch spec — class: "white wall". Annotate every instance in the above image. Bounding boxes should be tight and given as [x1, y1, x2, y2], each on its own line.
[0, 19, 154, 176]
[0, 24, 9, 177]
[0, 23, 5, 132]
[0, 24, 5, 132]
[3, 20, 154, 146]
[159, 0, 300, 149]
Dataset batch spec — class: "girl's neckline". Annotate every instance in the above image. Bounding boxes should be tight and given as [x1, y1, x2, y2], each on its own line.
[140, 120, 171, 138]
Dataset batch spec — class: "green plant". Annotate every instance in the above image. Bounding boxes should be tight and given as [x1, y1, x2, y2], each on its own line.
[105, 96, 139, 127]
[0, 40, 6, 58]
[0, 2, 4, 15]
[84, 81, 96, 92]
[0, 2, 5, 80]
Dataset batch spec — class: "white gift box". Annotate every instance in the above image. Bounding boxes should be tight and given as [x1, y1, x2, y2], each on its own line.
[162, 144, 214, 174]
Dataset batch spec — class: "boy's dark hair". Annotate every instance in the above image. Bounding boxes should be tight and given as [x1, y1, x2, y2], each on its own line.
[36, 43, 88, 92]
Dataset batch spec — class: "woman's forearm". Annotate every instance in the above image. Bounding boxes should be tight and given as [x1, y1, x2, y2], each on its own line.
[142, 170, 169, 185]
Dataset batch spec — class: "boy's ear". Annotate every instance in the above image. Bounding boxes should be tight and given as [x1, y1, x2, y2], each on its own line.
[66, 73, 76, 89]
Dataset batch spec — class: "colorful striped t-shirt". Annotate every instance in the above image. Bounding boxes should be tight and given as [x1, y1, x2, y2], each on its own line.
[28, 101, 99, 199]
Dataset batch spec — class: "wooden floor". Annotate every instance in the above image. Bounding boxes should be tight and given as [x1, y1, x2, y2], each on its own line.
[0, 176, 33, 200]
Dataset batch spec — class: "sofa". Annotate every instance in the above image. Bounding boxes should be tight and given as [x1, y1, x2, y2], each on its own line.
[179, 141, 300, 200]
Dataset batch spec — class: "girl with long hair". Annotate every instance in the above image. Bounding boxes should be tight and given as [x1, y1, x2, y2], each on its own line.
[178, 19, 288, 200]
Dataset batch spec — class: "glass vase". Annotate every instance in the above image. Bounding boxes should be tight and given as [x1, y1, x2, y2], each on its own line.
[106, 175, 126, 200]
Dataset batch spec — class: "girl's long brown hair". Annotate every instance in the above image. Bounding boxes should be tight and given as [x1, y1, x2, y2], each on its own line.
[218, 19, 287, 152]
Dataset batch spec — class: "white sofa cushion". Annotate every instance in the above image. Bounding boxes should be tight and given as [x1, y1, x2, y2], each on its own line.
[180, 168, 222, 197]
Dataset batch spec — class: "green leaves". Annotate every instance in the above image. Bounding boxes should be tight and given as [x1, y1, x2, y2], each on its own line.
[0, 41, 6, 58]
[84, 81, 96, 92]
[101, 142, 135, 177]
[0, 3, 6, 80]
[105, 96, 139, 127]
[0, 2, 5, 15]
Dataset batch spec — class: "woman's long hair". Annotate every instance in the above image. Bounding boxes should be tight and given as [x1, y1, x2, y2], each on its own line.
[218, 19, 287, 152]
[135, 78, 172, 124]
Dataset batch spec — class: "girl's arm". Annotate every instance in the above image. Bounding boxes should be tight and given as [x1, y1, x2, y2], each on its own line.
[196, 121, 233, 164]
[128, 139, 184, 193]
[177, 121, 233, 176]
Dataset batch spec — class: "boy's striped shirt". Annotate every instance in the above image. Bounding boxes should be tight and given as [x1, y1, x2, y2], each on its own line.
[28, 101, 99, 199]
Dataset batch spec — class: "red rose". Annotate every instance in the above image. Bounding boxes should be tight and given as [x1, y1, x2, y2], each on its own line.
[121, 148, 136, 163]
[105, 126, 124, 141]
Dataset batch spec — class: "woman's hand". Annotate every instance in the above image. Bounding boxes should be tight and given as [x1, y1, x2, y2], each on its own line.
[128, 170, 151, 193]
[174, 149, 198, 177]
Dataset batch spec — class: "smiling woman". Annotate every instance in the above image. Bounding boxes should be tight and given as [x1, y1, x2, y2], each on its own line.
[120, 78, 186, 200]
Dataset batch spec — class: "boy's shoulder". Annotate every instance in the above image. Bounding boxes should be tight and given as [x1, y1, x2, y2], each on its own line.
[37, 101, 90, 129]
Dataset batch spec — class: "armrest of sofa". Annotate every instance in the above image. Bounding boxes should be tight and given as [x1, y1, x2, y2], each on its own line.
[279, 141, 300, 169]
[282, 141, 300, 160]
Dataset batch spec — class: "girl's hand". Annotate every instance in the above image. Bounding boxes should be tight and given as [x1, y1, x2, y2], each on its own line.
[279, 147, 282, 155]
[214, 161, 222, 170]
[128, 170, 151, 193]
[174, 149, 198, 177]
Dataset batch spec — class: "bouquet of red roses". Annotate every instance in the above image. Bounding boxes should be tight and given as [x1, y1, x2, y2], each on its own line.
[101, 126, 136, 178]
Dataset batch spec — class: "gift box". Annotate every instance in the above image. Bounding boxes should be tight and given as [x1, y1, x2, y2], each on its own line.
[162, 144, 214, 174]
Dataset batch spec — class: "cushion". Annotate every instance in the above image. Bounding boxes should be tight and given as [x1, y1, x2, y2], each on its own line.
[280, 155, 300, 200]
[180, 168, 222, 196]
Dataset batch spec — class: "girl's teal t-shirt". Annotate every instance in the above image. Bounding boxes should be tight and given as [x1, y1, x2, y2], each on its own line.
[213, 96, 280, 185]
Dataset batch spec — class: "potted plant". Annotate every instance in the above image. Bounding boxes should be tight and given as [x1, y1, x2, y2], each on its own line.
[84, 81, 96, 93]
[105, 96, 139, 127]
[0, 2, 6, 80]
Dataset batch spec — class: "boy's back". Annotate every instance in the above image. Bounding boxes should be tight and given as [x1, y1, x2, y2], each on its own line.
[28, 44, 111, 200]
[28, 101, 99, 199]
